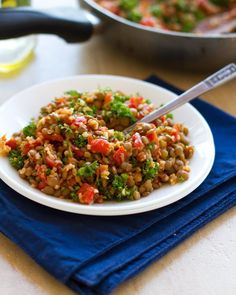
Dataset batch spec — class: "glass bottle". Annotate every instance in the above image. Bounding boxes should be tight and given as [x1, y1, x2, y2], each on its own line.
[0, 0, 36, 74]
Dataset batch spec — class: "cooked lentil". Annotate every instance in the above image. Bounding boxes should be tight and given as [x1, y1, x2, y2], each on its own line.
[0, 88, 194, 205]
[96, 0, 236, 33]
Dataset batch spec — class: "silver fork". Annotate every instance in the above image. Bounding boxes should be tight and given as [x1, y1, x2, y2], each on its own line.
[124, 63, 236, 134]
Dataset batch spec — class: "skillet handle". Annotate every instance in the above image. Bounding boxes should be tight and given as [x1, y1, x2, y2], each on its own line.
[0, 7, 97, 43]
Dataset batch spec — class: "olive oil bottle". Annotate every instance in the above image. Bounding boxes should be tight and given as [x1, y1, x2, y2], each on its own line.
[0, 0, 36, 74]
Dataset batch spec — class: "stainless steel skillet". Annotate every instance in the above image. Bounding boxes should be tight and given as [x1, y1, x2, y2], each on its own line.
[0, 0, 236, 70]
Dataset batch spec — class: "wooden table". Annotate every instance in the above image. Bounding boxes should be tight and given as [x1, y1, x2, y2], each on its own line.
[0, 1, 236, 294]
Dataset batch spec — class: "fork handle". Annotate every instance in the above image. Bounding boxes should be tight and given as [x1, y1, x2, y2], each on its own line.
[124, 63, 236, 134]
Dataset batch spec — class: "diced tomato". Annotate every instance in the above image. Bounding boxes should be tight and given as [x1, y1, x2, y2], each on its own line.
[128, 96, 145, 109]
[36, 165, 47, 182]
[160, 115, 166, 124]
[90, 138, 110, 155]
[23, 143, 32, 154]
[45, 156, 57, 168]
[113, 146, 128, 165]
[23, 139, 42, 154]
[37, 181, 47, 190]
[140, 17, 156, 27]
[71, 116, 87, 127]
[71, 145, 84, 158]
[104, 93, 112, 104]
[6, 138, 17, 149]
[146, 131, 159, 145]
[78, 183, 96, 204]
[132, 132, 144, 149]
[43, 133, 64, 142]
[87, 135, 93, 145]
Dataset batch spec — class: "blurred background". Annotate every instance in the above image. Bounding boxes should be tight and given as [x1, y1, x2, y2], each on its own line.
[0, 0, 235, 113]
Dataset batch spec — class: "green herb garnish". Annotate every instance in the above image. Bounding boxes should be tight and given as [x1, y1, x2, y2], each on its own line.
[84, 106, 97, 116]
[210, 0, 228, 7]
[77, 161, 98, 178]
[97, 87, 112, 94]
[182, 21, 194, 32]
[178, 176, 186, 182]
[23, 122, 36, 138]
[58, 123, 73, 135]
[113, 131, 125, 141]
[147, 143, 155, 150]
[119, 0, 138, 11]
[142, 159, 159, 180]
[175, 0, 188, 11]
[74, 135, 87, 148]
[194, 10, 205, 21]
[69, 101, 75, 108]
[8, 150, 25, 170]
[150, 5, 162, 17]
[166, 113, 174, 119]
[46, 168, 51, 176]
[119, 186, 136, 200]
[70, 191, 78, 202]
[111, 174, 136, 200]
[110, 97, 136, 123]
[112, 173, 128, 190]
[127, 10, 142, 22]
[65, 90, 81, 98]
[113, 94, 130, 103]
[91, 105, 97, 114]
[130, 156, 138, 166]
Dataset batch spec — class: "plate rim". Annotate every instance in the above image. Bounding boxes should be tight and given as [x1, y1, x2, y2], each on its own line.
[0, 75, 215, 216]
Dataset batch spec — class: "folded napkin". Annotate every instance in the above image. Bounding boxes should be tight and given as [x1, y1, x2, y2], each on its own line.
[1, 76, 236, 295]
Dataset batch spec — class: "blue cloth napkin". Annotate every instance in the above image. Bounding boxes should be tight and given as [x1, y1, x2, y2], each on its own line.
[1, 76, 236, 295]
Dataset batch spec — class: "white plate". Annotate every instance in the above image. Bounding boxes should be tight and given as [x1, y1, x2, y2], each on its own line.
[0, 75, 215, 216]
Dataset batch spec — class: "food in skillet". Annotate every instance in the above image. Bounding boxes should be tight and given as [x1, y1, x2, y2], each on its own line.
[0, 88, 194, 205]
[95, 0, 236, 32]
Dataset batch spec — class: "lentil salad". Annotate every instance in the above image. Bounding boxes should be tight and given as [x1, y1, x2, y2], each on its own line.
[0, 88, 194, 205]
[95, 0, 236, 32]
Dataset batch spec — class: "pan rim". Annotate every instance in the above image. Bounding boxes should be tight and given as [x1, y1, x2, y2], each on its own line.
[83, 0, 236, 39]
